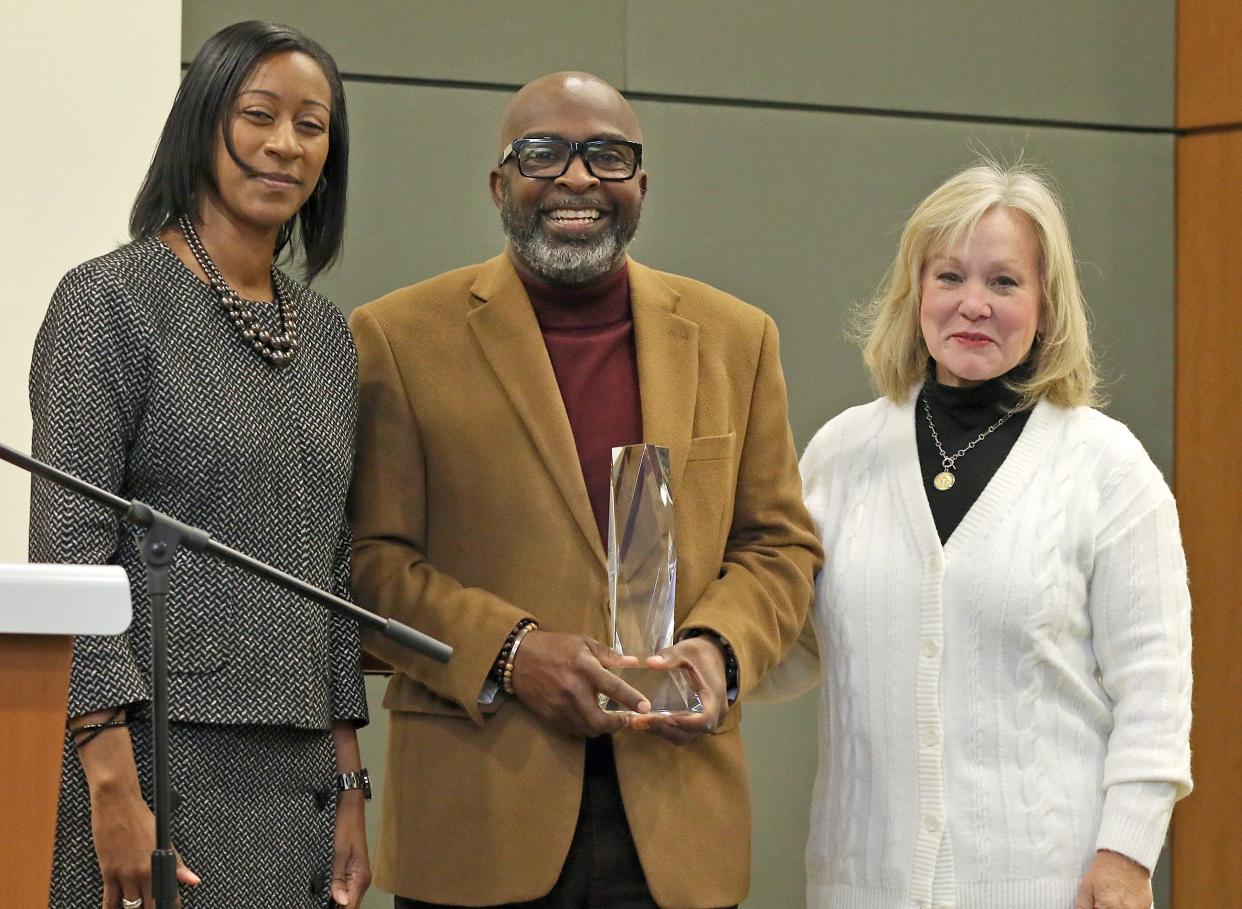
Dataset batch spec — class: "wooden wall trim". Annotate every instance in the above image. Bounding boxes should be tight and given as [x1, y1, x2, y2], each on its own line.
[1177, 0, 1242, 129]
[1171, 128, 1242, 903]
[1175, 1, 1242, 900]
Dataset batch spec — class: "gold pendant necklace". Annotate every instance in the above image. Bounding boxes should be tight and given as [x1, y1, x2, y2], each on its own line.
[922, 393, 1013, 493]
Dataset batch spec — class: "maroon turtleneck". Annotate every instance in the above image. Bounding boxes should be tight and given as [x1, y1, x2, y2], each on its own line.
[518, 264, 643, 545]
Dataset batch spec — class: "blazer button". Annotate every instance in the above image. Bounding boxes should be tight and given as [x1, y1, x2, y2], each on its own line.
[314, 785, 333, 811]
[309, 869, 327, 895]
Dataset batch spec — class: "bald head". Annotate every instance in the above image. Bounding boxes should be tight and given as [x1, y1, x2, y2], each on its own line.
[490, 71, 647, 287]
[497, 72, 642, 156]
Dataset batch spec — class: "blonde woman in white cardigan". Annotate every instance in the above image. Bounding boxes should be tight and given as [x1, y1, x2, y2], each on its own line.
[764, 163, 1192, 909]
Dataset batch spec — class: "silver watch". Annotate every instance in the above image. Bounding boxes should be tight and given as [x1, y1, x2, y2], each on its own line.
[336, 768, 372, 801]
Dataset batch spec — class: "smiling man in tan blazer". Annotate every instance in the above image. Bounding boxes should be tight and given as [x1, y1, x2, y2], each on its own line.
[349, 72, 822, 909]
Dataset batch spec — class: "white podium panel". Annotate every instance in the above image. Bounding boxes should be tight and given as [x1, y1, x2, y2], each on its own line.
[0, 563, 131, 634]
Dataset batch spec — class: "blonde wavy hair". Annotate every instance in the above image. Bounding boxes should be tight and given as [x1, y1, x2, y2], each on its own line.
[858, 160, 1099, 408]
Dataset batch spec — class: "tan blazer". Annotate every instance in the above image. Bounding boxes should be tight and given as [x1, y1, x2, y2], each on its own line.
[349, 253, 821, 907]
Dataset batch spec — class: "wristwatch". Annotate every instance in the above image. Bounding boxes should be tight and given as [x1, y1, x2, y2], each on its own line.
[680, 627, 740, 703]
[336, 768, 372, 801]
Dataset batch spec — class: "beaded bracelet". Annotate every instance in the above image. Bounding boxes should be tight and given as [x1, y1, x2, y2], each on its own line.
[69, 708, 129, 750]
[491, 618, 538, 692]
[502, 623, 538, 696]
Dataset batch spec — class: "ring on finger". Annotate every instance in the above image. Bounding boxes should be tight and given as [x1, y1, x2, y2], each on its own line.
[121, 898, 144, 909]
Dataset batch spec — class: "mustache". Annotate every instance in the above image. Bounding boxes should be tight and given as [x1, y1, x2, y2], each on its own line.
[538, 195, 609, 211]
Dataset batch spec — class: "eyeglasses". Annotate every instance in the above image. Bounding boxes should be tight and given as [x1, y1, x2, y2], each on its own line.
[498, 137, 643, 181]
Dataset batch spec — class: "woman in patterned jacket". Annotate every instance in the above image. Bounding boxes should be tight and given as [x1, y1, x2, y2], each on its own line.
[760, 162, 1192, 909]
[29, 20, 370, 909]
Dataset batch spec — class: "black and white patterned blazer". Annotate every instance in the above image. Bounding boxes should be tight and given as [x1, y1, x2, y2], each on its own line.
[28, 238, 367, 728]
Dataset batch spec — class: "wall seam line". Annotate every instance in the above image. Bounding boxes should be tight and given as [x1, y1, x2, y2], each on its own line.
[179, 60, 1181, 136]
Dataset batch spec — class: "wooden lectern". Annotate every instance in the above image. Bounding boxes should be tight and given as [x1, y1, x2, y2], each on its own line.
[0, 564, 130, 905]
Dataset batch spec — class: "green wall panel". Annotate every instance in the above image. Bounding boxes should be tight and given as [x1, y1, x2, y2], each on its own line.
[182, 0, 625, 87]
[305, 82, 510, 311]
[316, 83, 1172, 908]
[626, 99, 1175, 471]
[181, 4, 1176, 904]
[320, 83, 1175, 470]
[623, 98, 1174, 905]
[626, 0, 1175, 128]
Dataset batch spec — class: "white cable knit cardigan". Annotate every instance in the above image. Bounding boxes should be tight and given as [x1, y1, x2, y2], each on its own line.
[766, 392, 1192, 909]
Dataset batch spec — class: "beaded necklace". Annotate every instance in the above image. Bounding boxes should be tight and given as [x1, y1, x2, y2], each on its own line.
[178, 216, 300, 366]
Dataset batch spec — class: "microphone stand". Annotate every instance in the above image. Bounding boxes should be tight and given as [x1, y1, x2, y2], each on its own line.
[2, 441, 451, 909]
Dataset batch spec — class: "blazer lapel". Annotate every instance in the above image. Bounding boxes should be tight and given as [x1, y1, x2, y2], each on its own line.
[629, 260, 699, 495]
[467, 254, 605, 566]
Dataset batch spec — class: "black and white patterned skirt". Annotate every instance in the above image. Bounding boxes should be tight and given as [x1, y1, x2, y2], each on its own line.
[51, 720, 339, 908]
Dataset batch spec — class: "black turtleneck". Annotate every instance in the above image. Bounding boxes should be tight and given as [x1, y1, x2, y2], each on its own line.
[915, 361, 1033, 544]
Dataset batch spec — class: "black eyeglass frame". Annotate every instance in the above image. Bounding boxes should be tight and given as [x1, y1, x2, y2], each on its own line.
[498, 137, 644, 181]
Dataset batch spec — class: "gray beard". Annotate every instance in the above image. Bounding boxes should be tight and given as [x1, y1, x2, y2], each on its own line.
[500, 184, 640, 287]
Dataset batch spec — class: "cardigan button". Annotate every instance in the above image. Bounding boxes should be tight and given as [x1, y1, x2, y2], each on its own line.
[924, 815, 941, 832]
[922, 638, 940, 658]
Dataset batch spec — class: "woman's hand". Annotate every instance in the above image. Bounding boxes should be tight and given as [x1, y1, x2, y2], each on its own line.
[74, 711, 200, 907]
[89, 785, 200, 909]
[330, 790, 371, 907]
[329, 721, 371, 908]
[1074, 849, 1152, 909]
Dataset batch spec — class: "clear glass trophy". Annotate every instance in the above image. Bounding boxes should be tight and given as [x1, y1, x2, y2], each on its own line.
[599, 444, 704, 715]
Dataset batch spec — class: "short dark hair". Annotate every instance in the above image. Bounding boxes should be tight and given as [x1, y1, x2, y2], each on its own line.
[129, 20, 349, 282]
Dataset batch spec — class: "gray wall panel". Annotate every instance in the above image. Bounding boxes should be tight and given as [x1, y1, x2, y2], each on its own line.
[626, 0, 1175, 128]
[183, 1, 625, 86]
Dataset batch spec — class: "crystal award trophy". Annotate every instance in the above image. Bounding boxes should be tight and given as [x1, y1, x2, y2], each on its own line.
[599, 444, 704, 715]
